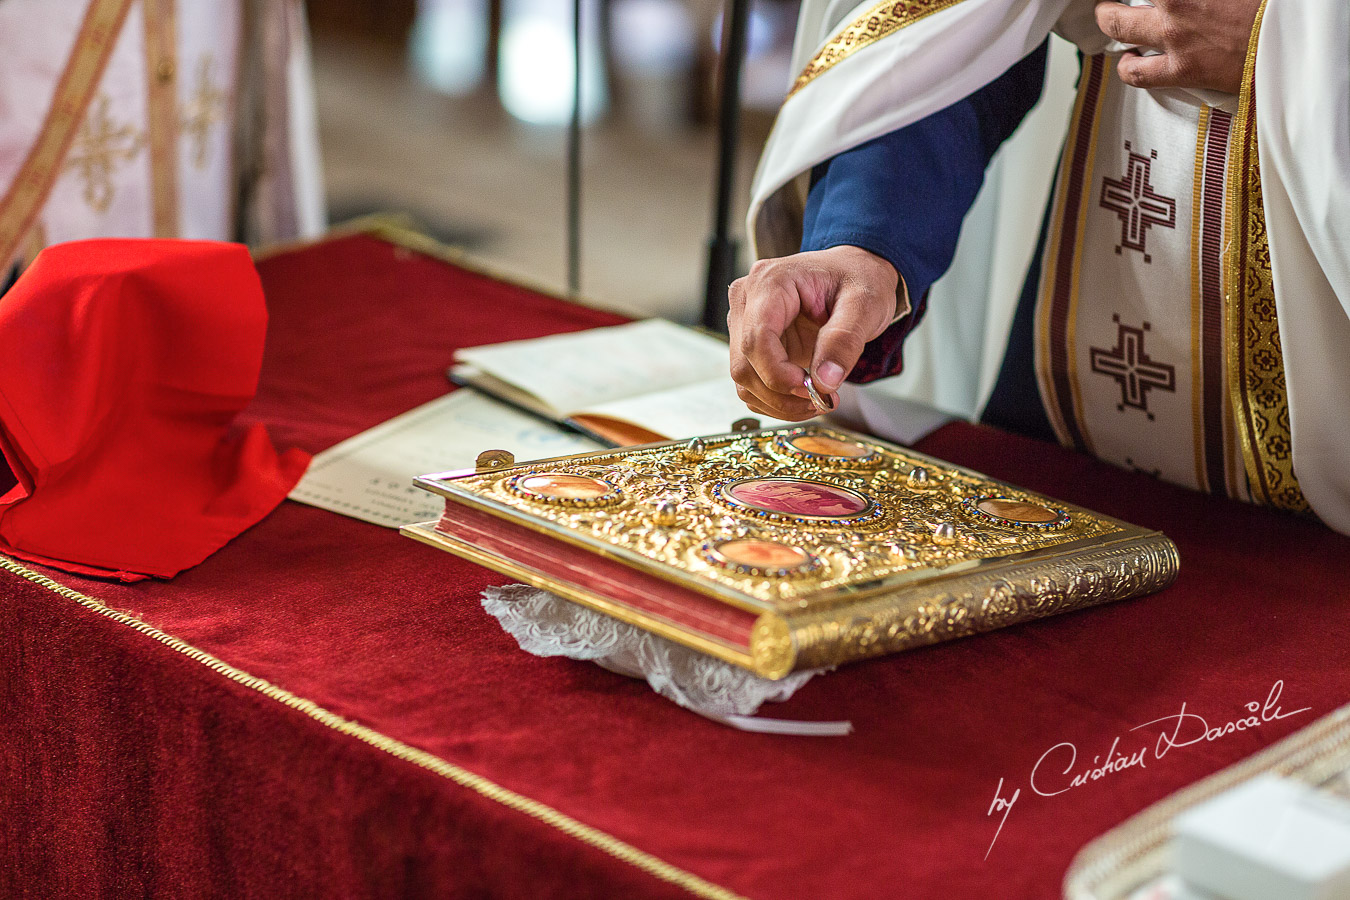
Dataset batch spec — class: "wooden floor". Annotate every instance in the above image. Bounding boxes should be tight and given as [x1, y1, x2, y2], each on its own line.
[314, 36, 769, 323]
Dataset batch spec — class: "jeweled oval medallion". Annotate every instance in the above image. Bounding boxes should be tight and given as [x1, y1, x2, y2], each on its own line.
[978, 498, 1059, 523]
[723, 477, 871, 519]
[962, 495, 1069, 530]
[719, 539, 810, 569]
[509, 472, 621, 506]
[775, 430, 881, 468]
[703, 538, 820, 577]
[788, 434, 872, 459]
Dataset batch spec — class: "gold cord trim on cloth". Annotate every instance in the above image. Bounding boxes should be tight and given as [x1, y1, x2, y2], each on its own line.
[0, 0, 136, 266]
[143, 0, 181, 237]
[1224, 0, 1308, 514]
[787, 0, 968, 99]
[0, 553, 745, 900]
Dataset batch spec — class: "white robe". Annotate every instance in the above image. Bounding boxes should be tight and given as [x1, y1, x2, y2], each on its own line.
[749, 0, 1350, 533]
[0, 0, 324, 274]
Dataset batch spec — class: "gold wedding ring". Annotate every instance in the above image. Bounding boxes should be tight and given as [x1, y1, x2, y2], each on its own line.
[803, 372, 835, 414]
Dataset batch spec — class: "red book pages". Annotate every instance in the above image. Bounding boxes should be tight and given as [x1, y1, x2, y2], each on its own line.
[434, 501, 760, 650]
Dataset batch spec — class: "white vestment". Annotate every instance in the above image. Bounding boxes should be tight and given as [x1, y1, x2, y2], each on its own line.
[750, 0, 1350, 533]
[0, 0, 324, 275]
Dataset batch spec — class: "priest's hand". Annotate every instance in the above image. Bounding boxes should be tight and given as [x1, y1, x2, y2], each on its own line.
[727, 245, 900, 421]
[1094, 0, 1260, 95]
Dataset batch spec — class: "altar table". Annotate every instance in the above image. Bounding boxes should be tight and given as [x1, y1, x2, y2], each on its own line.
[4, 224, 1349, 899]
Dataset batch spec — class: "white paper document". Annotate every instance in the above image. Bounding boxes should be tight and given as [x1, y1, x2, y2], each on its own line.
[582, 378, 782, 442]
[455, 318, 733, 416]
[454, 319, 801, 440]
[289, 390, 603, 527]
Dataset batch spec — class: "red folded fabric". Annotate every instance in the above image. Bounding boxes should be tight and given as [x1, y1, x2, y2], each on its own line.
[0, 239, 309, 581]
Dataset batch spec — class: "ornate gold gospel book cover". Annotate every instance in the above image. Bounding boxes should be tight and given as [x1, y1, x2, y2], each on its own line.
[403, 424, 1178, 679]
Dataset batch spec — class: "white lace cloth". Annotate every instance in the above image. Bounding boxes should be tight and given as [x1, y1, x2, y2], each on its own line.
[482, 584, 849, 734]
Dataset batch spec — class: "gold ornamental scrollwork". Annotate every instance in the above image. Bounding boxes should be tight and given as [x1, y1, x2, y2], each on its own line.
[750, 615, 796, 680]
[786, 539, 1180, 671]
[1224, 0, 1307, 514]
[415, 424, 1174, 678]
[439, 426, 1126, 608]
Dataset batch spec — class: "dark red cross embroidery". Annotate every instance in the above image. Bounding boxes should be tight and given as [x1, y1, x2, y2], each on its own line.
[1099, 142, 1177, 263]
[1124, 458, 1162, 478]
[1090, 316, 1176, 420]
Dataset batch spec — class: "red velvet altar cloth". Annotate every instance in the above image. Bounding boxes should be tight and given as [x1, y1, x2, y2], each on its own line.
[4, 228, 1349, 900]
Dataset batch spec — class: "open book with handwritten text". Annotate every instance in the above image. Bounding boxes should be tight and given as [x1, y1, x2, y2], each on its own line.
[450, 319, 797, 446]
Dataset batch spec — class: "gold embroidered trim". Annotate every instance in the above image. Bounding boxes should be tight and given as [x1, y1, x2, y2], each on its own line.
[787, 0, 967, 99]
[1224, 0, 1308, 513]
[0, 0, 135, 265]
[63, 92, 146, 213]
[143, 0, 181, 237]
[0, 553, 745, 900]
[181, 53, 229, 171]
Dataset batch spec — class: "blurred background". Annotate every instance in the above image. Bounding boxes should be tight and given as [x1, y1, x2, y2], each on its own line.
[309, 0, 799, 322]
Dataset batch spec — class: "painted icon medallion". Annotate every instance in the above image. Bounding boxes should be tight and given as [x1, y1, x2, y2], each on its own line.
[962, 495, 1070, 530]
[703, 538, 819, 577]
[791, 434, 871, 457]
[509, 472, 622, 507]
[722, 477, 872, 520]
[776, 430, 881, 467]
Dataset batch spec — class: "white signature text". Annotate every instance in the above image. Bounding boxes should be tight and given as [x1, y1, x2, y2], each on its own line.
[983, 680, 1310, 859]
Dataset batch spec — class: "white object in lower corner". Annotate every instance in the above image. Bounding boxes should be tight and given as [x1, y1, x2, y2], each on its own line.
[1173, 775, 1350, 900]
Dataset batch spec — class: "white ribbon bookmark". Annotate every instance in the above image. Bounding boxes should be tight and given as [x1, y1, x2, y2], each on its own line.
[697, 711, 854, 736]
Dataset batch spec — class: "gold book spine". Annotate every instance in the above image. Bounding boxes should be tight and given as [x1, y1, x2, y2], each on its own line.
[756, 534, 1179, 676]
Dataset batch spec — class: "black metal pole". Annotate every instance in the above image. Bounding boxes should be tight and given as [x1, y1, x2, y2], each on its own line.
[567, 0, 583, 295]
[701, 0, 751, 332]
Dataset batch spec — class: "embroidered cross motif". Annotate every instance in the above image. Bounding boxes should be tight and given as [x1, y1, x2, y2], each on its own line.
[1099, 142, 1176, 263]
[64, 94, 145, 214]
[180, 54, 227, 170]
[1124, 458, 1162, 478]
[1090, 316, 1176, 420]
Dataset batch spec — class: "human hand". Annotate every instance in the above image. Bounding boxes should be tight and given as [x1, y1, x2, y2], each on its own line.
[1094, 0, 1261, 94]
[726, 245, 900, 421]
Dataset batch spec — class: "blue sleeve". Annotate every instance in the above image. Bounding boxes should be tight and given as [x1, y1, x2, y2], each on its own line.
[800, 42, 1049, 380]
